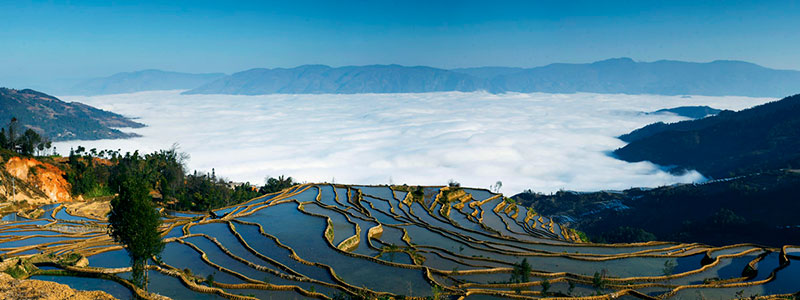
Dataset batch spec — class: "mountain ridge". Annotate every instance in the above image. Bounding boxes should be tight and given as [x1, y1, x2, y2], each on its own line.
[183, 64, 487, 95]
[181, 58, 800, 97]
[488, 58, 800, 96]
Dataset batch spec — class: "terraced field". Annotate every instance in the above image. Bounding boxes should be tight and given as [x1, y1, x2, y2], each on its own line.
[0, 184, 798, 299]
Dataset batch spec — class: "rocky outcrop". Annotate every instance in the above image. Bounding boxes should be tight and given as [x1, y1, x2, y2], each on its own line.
[4, 157, 72, 204]
[0, 272, 117, 300]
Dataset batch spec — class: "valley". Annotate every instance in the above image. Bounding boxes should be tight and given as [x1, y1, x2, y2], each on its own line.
[50, 90, 771, 194]
[5, 1, 800, 299]
[1, 88, 797, 299]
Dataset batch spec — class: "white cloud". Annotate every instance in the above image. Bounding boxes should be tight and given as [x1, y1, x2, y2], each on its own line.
[53, 91, 774, 194]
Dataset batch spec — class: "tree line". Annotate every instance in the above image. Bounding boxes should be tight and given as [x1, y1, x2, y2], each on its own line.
[62, 146, 297, 211]
[0, 118, 53, 156]
[0, 117, 298, 292]
[97, 146, 296, 290]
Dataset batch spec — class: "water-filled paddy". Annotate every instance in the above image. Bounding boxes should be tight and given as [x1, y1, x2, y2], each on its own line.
[31, 275, 134, 300]
[1, 184, 797, 299]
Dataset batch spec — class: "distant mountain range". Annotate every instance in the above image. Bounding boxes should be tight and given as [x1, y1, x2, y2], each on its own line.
[449, 66, 526, 79]
[615, 94, 800, 178]
[69, 69, 225, 95]
[183, 58, 800, 97]
[0, 88, 143, 140]
[485, 58, 800, 97]
[183, 64, 486, 95]
[64, 58, 800, 97]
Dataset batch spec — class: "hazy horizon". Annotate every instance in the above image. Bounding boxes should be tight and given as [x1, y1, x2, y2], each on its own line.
[10, 56, 800, 97]
[3, 0, 800, 90]
[44, 56, 800, 78]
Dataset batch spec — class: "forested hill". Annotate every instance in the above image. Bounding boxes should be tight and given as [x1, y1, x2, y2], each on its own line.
[648, 105, 722, 119]
[614, 94, 800, 178]
[512, 170, 800, 247]
[0, 88, 143, 141]
[183, 58, 800, 96]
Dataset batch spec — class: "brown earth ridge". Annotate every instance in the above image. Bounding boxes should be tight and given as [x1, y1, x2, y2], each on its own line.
[0, 272, 117, 300]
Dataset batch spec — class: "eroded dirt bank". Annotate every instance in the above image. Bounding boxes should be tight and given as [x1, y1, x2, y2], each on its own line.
[0, 272, 117, 300]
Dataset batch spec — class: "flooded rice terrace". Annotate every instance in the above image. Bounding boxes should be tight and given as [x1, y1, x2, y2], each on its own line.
[1, 184, 797, 299]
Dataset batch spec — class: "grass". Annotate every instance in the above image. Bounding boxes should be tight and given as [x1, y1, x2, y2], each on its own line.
[57, 253, 83, 266]
[4, 266, 27, 278]
[83, 185, 113, 199]
[572, 228, 590, 242]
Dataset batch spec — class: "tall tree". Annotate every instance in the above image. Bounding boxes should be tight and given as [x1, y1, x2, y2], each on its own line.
[0, 128, 7, 149]
[108, 152, 164, 290]
[19, 128, 42, 155]
[147, 147, 186, 201]
[7, 118, 16, 151]
[509, 258, 532, 294]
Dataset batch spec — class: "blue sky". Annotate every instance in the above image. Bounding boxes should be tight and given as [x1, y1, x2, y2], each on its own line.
[2, 0, 799, 89]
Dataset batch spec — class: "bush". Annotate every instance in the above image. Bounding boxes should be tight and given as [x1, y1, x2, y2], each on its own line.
[4, 266, 26, 278]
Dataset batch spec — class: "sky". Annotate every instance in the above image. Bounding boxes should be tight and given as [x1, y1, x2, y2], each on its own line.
[2, 0, 800, 89]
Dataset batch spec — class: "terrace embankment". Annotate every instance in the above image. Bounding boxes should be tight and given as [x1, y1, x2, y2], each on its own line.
[63, 201, 111, 221]
[1, 183, 798, 299]
[0, 272, 117, 300]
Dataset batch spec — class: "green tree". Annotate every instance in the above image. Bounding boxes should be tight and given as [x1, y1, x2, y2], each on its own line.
[600, 226, 656, 243]
[711, 208, 746, 226]
[0, 128, 7, 149]
[108, 152, 164, 290]
[18, 129, 42, 155]
[66, 147, 110, 196]
[7, 118, 17, 151]
[0, 118, 51, 156]
[663, 259, 677, 276]
[567, 280, 576, 295]
[260, 175, 297, 194]
[541, 279, 550, 296]
[146, 147, 187, 201]
[509, 258, 532, 294]
[592, 270, 608, 294]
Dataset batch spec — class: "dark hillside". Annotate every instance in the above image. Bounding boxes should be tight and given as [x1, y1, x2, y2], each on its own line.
[512, 170, 800, 247]
[615, 94, 800, 178]
[0, 88, 143, 141]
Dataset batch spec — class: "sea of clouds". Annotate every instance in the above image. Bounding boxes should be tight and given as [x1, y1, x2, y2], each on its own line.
[53, 91, 774, 194]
